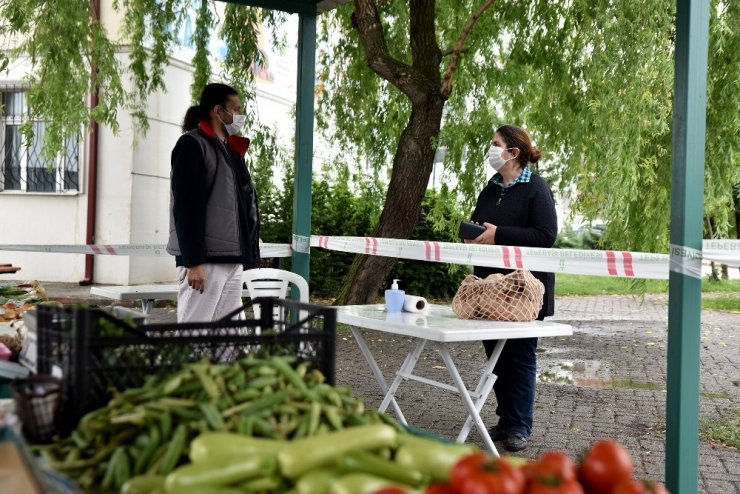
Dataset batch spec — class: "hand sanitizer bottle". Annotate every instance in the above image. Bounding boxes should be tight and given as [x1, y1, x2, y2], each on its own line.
[385, 279, 405, 313]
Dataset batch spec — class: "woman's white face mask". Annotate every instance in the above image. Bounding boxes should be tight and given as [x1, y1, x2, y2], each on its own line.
[488, 145, 513, 171]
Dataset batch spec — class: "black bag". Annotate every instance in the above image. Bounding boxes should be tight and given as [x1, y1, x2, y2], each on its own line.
[458, 221, 486, 240]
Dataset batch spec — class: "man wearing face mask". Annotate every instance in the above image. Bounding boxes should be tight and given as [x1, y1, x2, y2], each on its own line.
[465, 124, 557, 452]
[166, 82, 260, 322]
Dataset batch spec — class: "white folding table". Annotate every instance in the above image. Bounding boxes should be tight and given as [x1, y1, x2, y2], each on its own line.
[335, 304, 573, 456]
[90, 284, 250, 315]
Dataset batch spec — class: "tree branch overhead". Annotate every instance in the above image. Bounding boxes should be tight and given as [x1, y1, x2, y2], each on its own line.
[440, 0, 495, 98]
[353, 0, 431, 104]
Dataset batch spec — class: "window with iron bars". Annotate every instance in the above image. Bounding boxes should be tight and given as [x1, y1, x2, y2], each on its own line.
[1, 88, 80, 192]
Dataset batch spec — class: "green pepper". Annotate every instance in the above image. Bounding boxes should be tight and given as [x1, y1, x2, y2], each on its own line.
[190, 363, 221, 400]
[223, 390, 288, 418]
[307, 401, 322, 436]
[162, 374, 184, 395]
[270, 357, 319, 402]
[252, 416, 282, 439]
[159, 424, 187, 475]
[247, 375, 280, 389]
[198, 403, 225, 430]
[134, 425, 161, 474]
[232, 388, 262, 402]
[120, 474, 165, 494]
[172, 488, 245, 494]
[321, 405, 344, 431]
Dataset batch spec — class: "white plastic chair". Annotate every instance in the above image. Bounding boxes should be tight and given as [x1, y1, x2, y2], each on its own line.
[242, 268, 309, 320]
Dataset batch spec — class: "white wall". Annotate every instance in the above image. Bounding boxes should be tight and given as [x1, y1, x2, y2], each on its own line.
[0, 193, 89, 282]
[0, 6, 301, 285]
[0, 55, 89, 282]
[128, 58, 197, 284]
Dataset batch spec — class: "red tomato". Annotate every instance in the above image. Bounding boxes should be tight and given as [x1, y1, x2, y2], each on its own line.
[579, 440, 634, 494]
[520, 461, 535, 480]
[461, 471, 524, 494]
[451, 453, 492, 492]
[527, 479, 585, 494]
[612, 479, 670, 494]
[529, 450, 578, 484]
[374, 488, 408, 494]
[451, 453, 526, 494]
[425, 483, 458, 494]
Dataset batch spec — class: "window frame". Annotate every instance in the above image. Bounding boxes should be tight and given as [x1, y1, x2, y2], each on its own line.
[1, 86, 82, 194]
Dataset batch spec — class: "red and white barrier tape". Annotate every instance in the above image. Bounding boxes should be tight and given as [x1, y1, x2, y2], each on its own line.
[701, 239, 740, 268]
[0, 243, 292, 258]
[312, 236, 740, 279]
[1, 238, 738, 279]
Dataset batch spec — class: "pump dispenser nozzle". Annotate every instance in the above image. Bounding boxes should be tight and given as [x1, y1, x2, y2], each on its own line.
[385, 279, 405, 313]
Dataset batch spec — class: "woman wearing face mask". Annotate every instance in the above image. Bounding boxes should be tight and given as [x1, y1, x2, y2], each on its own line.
[466, 124, 557, 452]
[166, 82, 260, 322]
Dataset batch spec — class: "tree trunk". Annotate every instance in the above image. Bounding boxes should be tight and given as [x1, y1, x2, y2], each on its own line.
[334, 1, 491, 304]
[734, 185, 740, 277]
[734, 184, 740, 240]
[335, 97, 445, 304]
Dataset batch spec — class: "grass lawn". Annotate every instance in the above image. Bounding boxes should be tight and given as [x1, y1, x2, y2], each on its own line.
[701, 409, 740, 449]
[554, 275, 740, 312]
[554, 275, 669, 296]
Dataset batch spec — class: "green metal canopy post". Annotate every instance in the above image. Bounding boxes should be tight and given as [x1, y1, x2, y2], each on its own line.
[291, 9, 317, 282]
[665, 0, 710, 492]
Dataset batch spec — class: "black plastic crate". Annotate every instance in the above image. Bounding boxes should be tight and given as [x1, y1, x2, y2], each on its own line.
[36, 297, 336, 432]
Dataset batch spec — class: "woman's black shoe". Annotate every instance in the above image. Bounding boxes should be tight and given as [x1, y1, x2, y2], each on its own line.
[504, 432, 529, 452]
[488, 424, 507, 442]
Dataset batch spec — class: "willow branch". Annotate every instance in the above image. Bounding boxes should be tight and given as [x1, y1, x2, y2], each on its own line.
[441, 47, 470, 57]
[440, 0, 495, 98]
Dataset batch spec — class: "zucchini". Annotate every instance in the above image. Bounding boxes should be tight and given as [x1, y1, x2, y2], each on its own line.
[189, 433, 284, 464]
[277, 424, 397, 478]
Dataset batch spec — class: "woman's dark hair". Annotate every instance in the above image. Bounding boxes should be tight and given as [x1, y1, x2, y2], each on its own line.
[182, 83, 239, 132]
[496, 124, 543, 168]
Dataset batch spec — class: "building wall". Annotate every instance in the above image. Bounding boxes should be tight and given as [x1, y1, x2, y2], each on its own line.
[0, 8, 298, 285]
[0, 55, 90, 282]
[127, 57, 197, 284]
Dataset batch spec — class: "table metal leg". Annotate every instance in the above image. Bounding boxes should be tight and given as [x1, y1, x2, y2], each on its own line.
[457, 339, 507, 443]
[437, 343, 499, 456]
[378, 339, 427, 419]
[141, 299, 154, 316]
[350, 327, 407, 423]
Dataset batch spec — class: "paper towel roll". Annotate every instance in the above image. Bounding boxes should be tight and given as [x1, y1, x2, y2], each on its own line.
[403, 295, 429, 314]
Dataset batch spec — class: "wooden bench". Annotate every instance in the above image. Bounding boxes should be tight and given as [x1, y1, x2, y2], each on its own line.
[0, 264, 21, 274]
[90, 284, 250, 315]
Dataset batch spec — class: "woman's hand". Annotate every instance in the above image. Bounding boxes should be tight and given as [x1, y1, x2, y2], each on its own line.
[187, 265, 206, 293]
[470, 222, 497, 245]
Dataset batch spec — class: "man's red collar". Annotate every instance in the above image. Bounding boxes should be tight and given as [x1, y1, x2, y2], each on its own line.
[198, 120, 250, 156]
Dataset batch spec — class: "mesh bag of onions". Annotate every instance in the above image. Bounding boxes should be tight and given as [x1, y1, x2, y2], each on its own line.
[451, 270, 544, 321]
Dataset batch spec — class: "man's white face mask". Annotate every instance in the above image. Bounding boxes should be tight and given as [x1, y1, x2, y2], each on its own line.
[220, 107, 247, 136]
